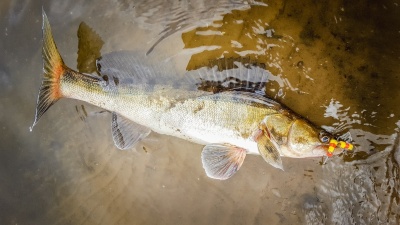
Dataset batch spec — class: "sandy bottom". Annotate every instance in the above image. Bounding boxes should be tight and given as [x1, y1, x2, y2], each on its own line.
[0, 0, 399, 224]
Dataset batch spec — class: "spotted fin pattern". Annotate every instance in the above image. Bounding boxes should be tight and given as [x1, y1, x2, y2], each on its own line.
[257, 134, 283, 170]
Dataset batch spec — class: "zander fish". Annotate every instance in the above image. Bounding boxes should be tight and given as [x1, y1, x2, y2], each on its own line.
[31, 11, 348, 180]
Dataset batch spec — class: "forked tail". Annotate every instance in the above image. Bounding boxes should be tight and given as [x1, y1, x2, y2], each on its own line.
[30, 10, 68, 131]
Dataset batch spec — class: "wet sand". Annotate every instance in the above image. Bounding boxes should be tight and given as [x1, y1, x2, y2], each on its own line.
[0, 0, 399, 224]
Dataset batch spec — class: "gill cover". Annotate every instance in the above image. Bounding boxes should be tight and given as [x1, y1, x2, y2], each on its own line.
[287, 120, 321, 153]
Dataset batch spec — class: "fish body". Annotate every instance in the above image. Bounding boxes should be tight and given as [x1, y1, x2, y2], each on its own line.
[32, 11, 346, 180]
[61, 73, 275, 154]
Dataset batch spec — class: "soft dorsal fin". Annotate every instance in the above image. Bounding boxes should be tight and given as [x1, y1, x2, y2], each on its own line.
[111, 113, 151, 150]
[96, 52, 272, 93]
[97, 51, 181, 86]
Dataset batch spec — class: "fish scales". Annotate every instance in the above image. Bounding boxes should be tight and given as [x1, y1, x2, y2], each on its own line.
[61, 71, 277, 154]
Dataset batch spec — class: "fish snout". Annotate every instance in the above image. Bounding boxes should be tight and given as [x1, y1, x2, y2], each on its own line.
[312, 144, 343, 157]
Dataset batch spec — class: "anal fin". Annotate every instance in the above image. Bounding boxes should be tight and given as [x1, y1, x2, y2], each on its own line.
[112, 113, 151, 150]
[201, 144, 247, 180]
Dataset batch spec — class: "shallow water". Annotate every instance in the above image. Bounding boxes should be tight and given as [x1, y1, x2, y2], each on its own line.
[1, 0, 399, 224]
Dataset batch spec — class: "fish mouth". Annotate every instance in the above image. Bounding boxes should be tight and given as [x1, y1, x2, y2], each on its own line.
[312, 144, 343, 156]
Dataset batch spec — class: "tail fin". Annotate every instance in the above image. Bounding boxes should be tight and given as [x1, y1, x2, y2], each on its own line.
[30, 10, 67, 131]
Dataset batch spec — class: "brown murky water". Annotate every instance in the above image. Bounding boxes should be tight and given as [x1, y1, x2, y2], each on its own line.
[1, 0, 399, 224]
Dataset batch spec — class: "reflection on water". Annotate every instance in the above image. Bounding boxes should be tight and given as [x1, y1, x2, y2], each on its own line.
[129, 0, 261, 54]
[1, 0, 399, 224]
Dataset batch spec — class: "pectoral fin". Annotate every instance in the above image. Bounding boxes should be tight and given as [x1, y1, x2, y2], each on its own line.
[111, 113, 151, 150]
[257, 134, 284, 170]
[201, 144, 247, 180]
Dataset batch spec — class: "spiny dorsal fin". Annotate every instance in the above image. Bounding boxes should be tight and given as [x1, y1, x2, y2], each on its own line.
[187, 57, 271, 93]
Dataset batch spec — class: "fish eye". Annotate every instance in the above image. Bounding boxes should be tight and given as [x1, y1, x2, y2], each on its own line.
[319, 132, 330, 143]
[321, 136, 330, 143]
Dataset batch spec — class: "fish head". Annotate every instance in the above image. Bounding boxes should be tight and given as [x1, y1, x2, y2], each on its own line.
[287, 120, 341, 157]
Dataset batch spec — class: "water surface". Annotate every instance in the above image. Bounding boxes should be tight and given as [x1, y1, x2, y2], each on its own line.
[1, 0, 399, 224]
